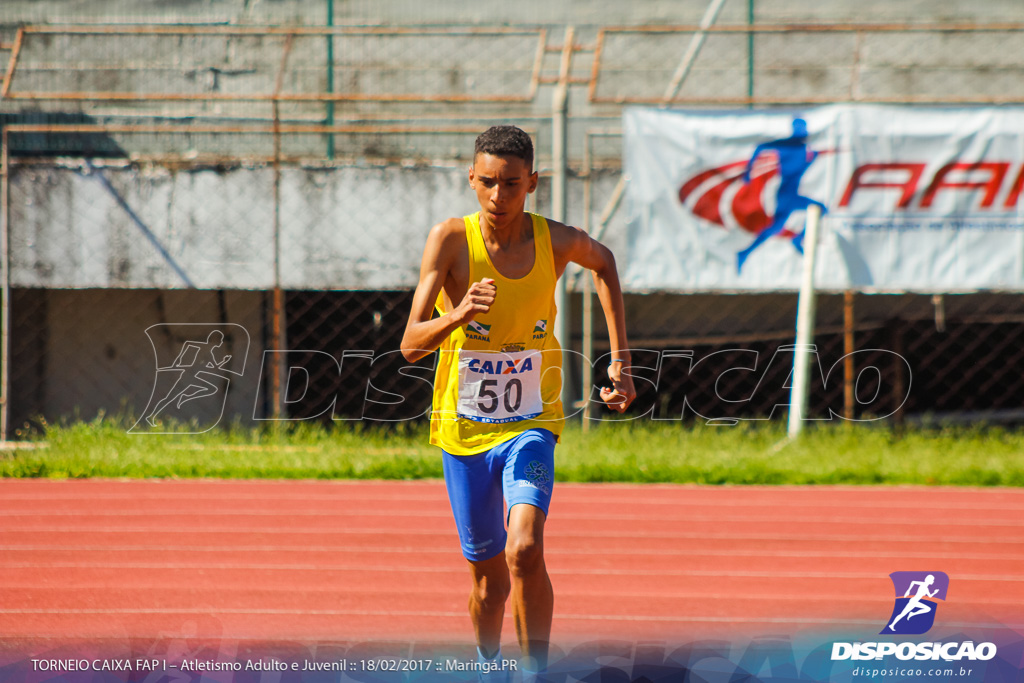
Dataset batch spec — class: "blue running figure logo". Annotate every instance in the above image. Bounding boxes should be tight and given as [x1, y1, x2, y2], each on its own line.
[737, 118, 828, 273]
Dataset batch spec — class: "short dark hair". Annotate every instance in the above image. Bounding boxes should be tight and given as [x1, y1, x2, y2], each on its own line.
[474, 125, 534, 169]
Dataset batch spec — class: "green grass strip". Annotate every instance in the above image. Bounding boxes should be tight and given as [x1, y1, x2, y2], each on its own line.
[2, 417, 1023, 486]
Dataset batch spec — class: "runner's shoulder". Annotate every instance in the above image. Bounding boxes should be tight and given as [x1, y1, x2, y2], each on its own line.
[428, 217, 468, 247]
[542, 217, 589, 250]
[422, 217, 470, 272]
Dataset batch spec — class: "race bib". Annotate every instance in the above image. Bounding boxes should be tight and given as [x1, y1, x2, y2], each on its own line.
[457, 349, 543, 423]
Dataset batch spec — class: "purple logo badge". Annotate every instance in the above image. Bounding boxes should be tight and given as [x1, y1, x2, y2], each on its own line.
[882, 571, 950, 635]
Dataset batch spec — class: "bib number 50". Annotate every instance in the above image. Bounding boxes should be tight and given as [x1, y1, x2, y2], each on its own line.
[477, 378, 523, 415]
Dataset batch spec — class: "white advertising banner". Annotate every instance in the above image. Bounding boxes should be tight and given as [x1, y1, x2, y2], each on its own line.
[623, 105, 1024, 292]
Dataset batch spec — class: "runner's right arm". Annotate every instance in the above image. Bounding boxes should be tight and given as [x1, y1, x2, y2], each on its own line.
[401, 220, 496, 363]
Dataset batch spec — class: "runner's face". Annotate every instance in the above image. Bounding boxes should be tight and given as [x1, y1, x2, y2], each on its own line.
[469, 153, 537, 230]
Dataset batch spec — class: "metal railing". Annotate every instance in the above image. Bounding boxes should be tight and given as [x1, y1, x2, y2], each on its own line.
[5, 22, 1024, 111]
[1, 25, 548, 104]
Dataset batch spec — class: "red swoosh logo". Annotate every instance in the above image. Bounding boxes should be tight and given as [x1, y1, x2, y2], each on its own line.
[679, 158, 794, 236]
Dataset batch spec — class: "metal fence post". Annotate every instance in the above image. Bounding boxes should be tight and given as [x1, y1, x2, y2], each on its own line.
[843, 290, 855, 420]
[552, 27, 574, 417]
[0, 129, 9, 440]
[787, 204, 822, 438]
[325, 0, 335, 160]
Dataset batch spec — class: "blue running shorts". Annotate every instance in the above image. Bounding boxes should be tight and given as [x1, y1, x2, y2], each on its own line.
[441, 428, 556, 562]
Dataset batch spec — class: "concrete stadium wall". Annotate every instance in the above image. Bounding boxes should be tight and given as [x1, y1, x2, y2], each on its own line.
[7, 163, 627, 290]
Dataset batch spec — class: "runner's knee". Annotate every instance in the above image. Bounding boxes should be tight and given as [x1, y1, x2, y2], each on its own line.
[505, 535, 544, 577]
[472, 573, 510, 610]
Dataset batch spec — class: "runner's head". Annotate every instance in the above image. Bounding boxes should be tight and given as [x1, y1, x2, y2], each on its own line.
[474, 125, 534, 170]
[791, 118, 808, 139]
[469, 126, 538, 229]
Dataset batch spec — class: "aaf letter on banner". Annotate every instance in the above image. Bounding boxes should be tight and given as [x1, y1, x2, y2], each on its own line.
[622, 105, 1024, 292]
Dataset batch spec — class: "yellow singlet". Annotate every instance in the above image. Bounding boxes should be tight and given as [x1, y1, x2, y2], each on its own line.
[430, 211, 564, 455]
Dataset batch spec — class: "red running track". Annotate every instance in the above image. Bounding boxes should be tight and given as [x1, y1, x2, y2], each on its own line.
[1, 479, 1023, 651]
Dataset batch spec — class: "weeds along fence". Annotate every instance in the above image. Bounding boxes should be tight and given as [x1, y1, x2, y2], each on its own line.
[2, 21, 1024, 435]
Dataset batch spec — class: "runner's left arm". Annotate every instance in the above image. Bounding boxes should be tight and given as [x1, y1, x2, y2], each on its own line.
[551, 222, 636, 413]
[743, 143, 769, 183]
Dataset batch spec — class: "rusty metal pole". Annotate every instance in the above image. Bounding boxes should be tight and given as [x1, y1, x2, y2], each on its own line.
[580, 137, 593, 430]
[552, 27, 574, 418]
[269, 36, 294, 422]
[0, 33, 20, 437]
[1, 28, 25, 99]
[843, 290, 855, 420]
[0, 130, 10, 440]
[271, 109, 285, 421]
[891, 320, 906, 429]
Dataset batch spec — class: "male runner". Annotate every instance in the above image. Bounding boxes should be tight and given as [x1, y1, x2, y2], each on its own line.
[401, 125, 635, 679]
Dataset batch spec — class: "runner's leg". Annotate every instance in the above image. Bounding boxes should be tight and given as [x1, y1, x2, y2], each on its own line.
[737, 211, 792, 271]
[443, 449, 511, 658]
[506, 503, 552, 673]
[468, 554, 512, 659]
[889, 603, 913, 630]
[906, 603, 932, 620]
[502, 429, 557, 673]
[146, 375, 185, 424]
[176, 375, 219, 408]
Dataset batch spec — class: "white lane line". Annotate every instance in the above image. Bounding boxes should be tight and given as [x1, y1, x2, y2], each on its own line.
[2, 562, 1024, 582]
[0, 585, 1018, 607]
[3, 492, 1023, 513]
[3, 510, 1022, 527]
[0, 608, 1020, 631]
[3, 527, 1022, 545]
[3, 545, 1024, 562]
[0, 608, 468, 617]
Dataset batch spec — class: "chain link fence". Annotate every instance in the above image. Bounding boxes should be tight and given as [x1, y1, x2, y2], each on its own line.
[11, 279, 1024, 432]
[3, 17, 1024, 435]
[574, 291, 1024, 424]
[589, 25, 1024, 105]
[6, 143, 1024, 434]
